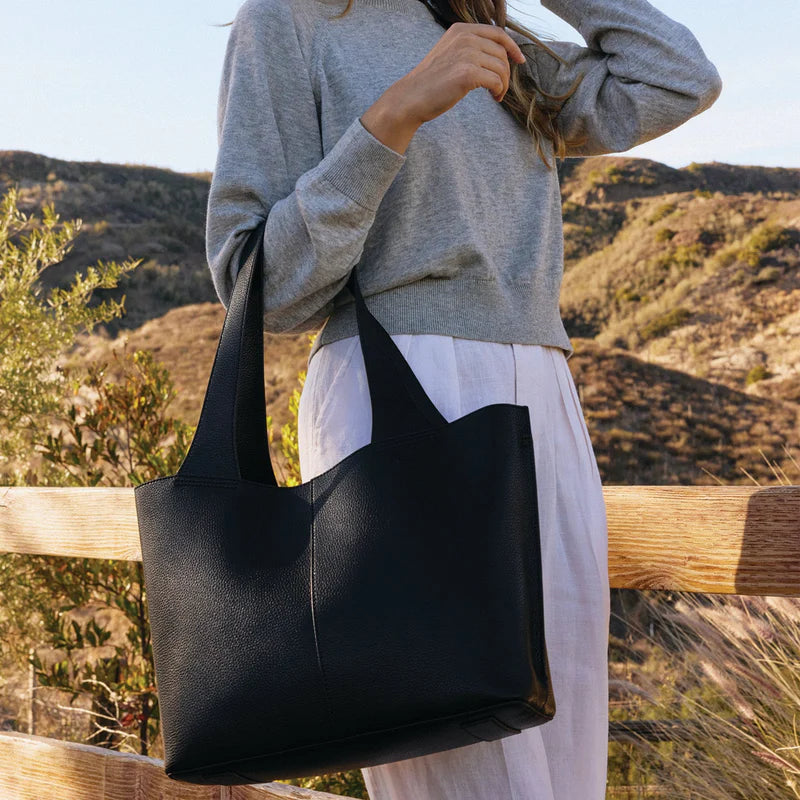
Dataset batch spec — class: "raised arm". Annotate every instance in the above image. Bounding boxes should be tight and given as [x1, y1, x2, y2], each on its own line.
[509, 0, 723, 157]
[205, 0, 407, 333]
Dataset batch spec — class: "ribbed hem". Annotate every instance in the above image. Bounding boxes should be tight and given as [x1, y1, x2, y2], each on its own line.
[319, 116, 407, 212]
[307, 275, 575, 365]
[539, 0, 586, 30]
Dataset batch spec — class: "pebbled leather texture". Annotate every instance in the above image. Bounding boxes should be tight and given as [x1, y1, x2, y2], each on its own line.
[134, 218, 556, 785]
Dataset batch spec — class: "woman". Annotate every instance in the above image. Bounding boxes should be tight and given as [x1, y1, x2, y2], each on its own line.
[205, 0, 722, 795]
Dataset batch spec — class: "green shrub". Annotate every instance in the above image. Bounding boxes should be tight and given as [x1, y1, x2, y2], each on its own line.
[587, 168, 604, 187]
[653, 243, 704, 274]
[745, 364, 771, 385]
[0, 185, 141, 475]
[605, 164, 623, 184]
[737, 223, 794, 267]
[693, 188, 713, 198]
[655, 227, 676, 242]
[648, 202, 677, 224]
[614, 285, 641, 303]
[640, 307, 692, 341]
[673, 243, 705, 268]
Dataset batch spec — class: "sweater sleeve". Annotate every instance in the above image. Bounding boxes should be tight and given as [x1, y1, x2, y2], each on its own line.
[205, 0, 407, 334]
[513, 0, 723, 157]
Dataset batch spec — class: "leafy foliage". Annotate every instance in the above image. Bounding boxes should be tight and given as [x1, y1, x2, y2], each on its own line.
[0, 184, 140, 479]
[3, 342, 194, 755]
[37, 344, 194, 487]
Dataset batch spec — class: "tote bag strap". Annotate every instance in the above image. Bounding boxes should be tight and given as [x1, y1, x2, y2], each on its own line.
[346, 269, 447, 443]
[178, 217, 274, 484]
[179, 217, 446, 484]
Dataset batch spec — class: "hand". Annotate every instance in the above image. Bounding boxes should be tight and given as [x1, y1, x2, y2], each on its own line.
[360, 23, 526, 156]
[392, 22, 527, 124]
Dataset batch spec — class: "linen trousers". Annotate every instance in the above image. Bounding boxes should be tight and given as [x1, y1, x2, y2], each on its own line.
[297, 332, 610, 800]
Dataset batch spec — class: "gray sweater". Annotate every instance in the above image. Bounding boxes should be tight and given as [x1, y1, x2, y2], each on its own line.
[205, 0, 722, 365]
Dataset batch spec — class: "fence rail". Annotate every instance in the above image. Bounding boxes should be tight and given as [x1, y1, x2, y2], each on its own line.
[2, 483, 799, 799]
[2, 485, 799, 593]
[0, 731, 343, 800]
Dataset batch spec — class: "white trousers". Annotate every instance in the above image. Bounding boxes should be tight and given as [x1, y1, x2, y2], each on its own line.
[297, 333, 610, 800]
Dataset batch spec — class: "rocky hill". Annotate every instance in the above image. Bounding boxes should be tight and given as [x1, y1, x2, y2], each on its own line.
[2, 149, 798, 487]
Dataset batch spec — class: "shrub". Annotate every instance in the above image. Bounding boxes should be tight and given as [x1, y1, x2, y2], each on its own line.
[562, 200, 580, 219]
[587, 168, 604, 187]
[0, 185, 141, 479]
[673, 243, 705, 268]
[737, 224, 794, 268]
[633, 172, 659, 186]
[750, 266, 782, 285]
[605, 164, 624, 184]
[713, 248, 738, 269]
[614, 285, 642, 304]
[640, 307, 692, 341]
[731, 268, 748, 285]
[655, 228, 676, 242]
[648, 202, 677, 225]
[653, 243, 704, 274]
[745, 364, 771, 385]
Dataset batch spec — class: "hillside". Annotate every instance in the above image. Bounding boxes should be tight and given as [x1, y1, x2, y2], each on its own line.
[2, 149, 798, 487]
[0, 150, 215, 333]
[555, 156, 800, 401]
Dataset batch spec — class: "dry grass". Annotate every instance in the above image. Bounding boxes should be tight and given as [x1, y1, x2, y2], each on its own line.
[616, 589, 800, 799]
[607, 445, 800, 798]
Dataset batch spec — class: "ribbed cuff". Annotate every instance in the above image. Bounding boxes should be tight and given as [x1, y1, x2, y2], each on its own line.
[540, 0, 586, 30]
[319, 115, 408, 212]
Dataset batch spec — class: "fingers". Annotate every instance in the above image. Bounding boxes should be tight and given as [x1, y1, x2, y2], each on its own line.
[477, 51, 512, 101]
[449, 22, 526, 102]
[456, 21, 526, 65]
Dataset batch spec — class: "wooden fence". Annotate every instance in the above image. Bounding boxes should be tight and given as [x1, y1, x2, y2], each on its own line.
[1, 484, 799, 799]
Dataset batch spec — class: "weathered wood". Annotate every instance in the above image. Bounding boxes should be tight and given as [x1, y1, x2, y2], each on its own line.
[0, 731, 351, 800]
[1, 485, 799, 595]
[0, 487, 140, 561]
[605, 485, 800, 594]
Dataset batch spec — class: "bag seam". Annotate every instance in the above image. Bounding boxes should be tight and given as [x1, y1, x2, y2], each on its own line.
[310, 478, 336, 729]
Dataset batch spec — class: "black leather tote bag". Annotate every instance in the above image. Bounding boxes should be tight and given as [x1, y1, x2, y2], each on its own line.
[134, 217, 555, 786]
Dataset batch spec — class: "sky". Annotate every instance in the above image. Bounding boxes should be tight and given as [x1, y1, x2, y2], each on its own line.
[2, 0, 798, 174]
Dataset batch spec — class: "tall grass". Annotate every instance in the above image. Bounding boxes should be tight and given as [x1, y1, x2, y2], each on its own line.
[613, 444, 800, 799]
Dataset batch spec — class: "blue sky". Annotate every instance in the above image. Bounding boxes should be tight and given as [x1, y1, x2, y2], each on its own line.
[3, 0, 798, 174]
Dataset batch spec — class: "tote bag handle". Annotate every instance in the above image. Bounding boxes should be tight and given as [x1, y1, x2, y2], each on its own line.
[178, 217, 447, 485]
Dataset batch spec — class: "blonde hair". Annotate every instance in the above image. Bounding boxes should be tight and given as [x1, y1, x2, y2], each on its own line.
[218, 0, 588, 170]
